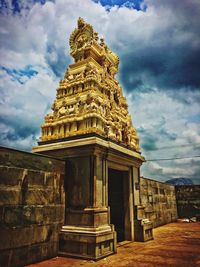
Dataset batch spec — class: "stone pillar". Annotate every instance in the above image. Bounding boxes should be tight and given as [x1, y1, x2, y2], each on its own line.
[124, 168, 134, 241]
[133, 166, 154, 242]
[58, 146, 116, 260]
[133, 166, 140, 206]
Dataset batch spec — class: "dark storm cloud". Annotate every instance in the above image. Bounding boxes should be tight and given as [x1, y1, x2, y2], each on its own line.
[138, 120, 176, 152]
[120, 42, 200, 93]
[118, 0, 200, 93]
[157, 128, 176, 142]
[0, 116, 40, 151]
[140, 135, 158, 151]
[138, 127, 158, 151]
[0, 114, 39, 139]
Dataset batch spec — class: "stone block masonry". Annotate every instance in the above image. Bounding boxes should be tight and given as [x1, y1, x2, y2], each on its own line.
[140, 177, 178, 227]
[175, 185, 200, 219]
[0, 147, 65, 267]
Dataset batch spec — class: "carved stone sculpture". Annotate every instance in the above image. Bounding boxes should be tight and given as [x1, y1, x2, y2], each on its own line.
[40, 17, 140, 151]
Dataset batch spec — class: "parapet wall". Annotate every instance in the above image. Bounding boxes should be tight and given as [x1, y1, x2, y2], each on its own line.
[140, 177, 178, 227]
[0, 147, 65, 267]
[175, 185, 200, 218]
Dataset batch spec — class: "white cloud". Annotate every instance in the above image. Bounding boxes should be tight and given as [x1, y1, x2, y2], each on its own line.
[126, 89, 200, 182]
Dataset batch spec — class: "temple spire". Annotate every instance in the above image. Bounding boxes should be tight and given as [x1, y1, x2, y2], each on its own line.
[40, 18, 140, 152]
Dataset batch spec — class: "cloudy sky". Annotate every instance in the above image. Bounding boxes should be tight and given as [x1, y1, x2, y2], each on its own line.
[0, 0, 200, 183]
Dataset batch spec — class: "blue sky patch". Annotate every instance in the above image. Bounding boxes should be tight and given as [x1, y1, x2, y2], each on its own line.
[92, 0, 145, 11]
[188, 114, 200, 123]
[0, 0, 54, 14]
[0, 0, 145, 14]
[1, 65, 38, 84]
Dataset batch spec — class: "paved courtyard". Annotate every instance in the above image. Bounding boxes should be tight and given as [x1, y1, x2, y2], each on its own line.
[27, 222, 200, 267]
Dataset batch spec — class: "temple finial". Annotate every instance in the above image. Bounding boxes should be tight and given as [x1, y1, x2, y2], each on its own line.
[77, 17, 85, 28]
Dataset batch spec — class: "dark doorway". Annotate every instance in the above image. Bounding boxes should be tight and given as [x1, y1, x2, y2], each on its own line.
[108, 168, 127, 242]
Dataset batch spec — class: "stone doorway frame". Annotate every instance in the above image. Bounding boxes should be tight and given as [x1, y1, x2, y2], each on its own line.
[107, 163, 134, 242]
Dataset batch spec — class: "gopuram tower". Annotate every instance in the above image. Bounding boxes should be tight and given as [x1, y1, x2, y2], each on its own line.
[33, 18, 151, 260]
[38, 17, 140, 149]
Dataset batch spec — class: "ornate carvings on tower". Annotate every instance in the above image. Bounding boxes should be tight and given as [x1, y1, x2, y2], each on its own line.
[40, 18, 140, 152]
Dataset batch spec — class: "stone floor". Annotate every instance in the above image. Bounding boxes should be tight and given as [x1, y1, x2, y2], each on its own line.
[27, 222, 200, 267]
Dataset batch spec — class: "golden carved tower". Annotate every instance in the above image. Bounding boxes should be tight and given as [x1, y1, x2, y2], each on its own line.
[40, 17, 140, 152]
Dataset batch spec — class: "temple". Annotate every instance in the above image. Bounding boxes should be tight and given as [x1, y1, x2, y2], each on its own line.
[32, 18, 153, 260]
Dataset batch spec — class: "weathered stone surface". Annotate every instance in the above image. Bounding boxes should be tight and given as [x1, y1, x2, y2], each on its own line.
[59, 229, 116, 260]
[0, 146, 64, 172]
[0, 205, 64, 227]
[0, 241, 58, 267]
[175, 185, 200, 218]
[140, 177, 178, 227]
[0, 147, 65, 267]
[0, 167, 64, 205]
[0, 166, 24, 186]
[66, 156, 90, 208]
[0, 217, 63, 250]
[0, 225, 51, 250]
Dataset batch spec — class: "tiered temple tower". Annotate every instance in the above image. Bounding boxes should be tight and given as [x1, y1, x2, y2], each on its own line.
[33, 18, 152, 261]
[40, 17, 140, 151]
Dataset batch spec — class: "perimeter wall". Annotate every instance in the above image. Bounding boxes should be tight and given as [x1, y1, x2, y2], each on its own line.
[0, 147, 65, 267]
[175, 185, 200, 218]
[140, 177, 178, 227]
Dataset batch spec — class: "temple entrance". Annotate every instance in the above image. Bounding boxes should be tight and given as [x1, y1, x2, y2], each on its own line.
[108, 168, 129, 242]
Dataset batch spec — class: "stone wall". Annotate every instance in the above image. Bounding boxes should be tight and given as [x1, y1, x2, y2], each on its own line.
[175, 185, 200, 218]
[0, 147, 65, 267]
[140, 177, 177, 227]
[3, 145, 198, 265]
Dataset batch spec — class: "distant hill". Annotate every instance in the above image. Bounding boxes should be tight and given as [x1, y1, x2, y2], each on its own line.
[165, 178, 194, 185]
